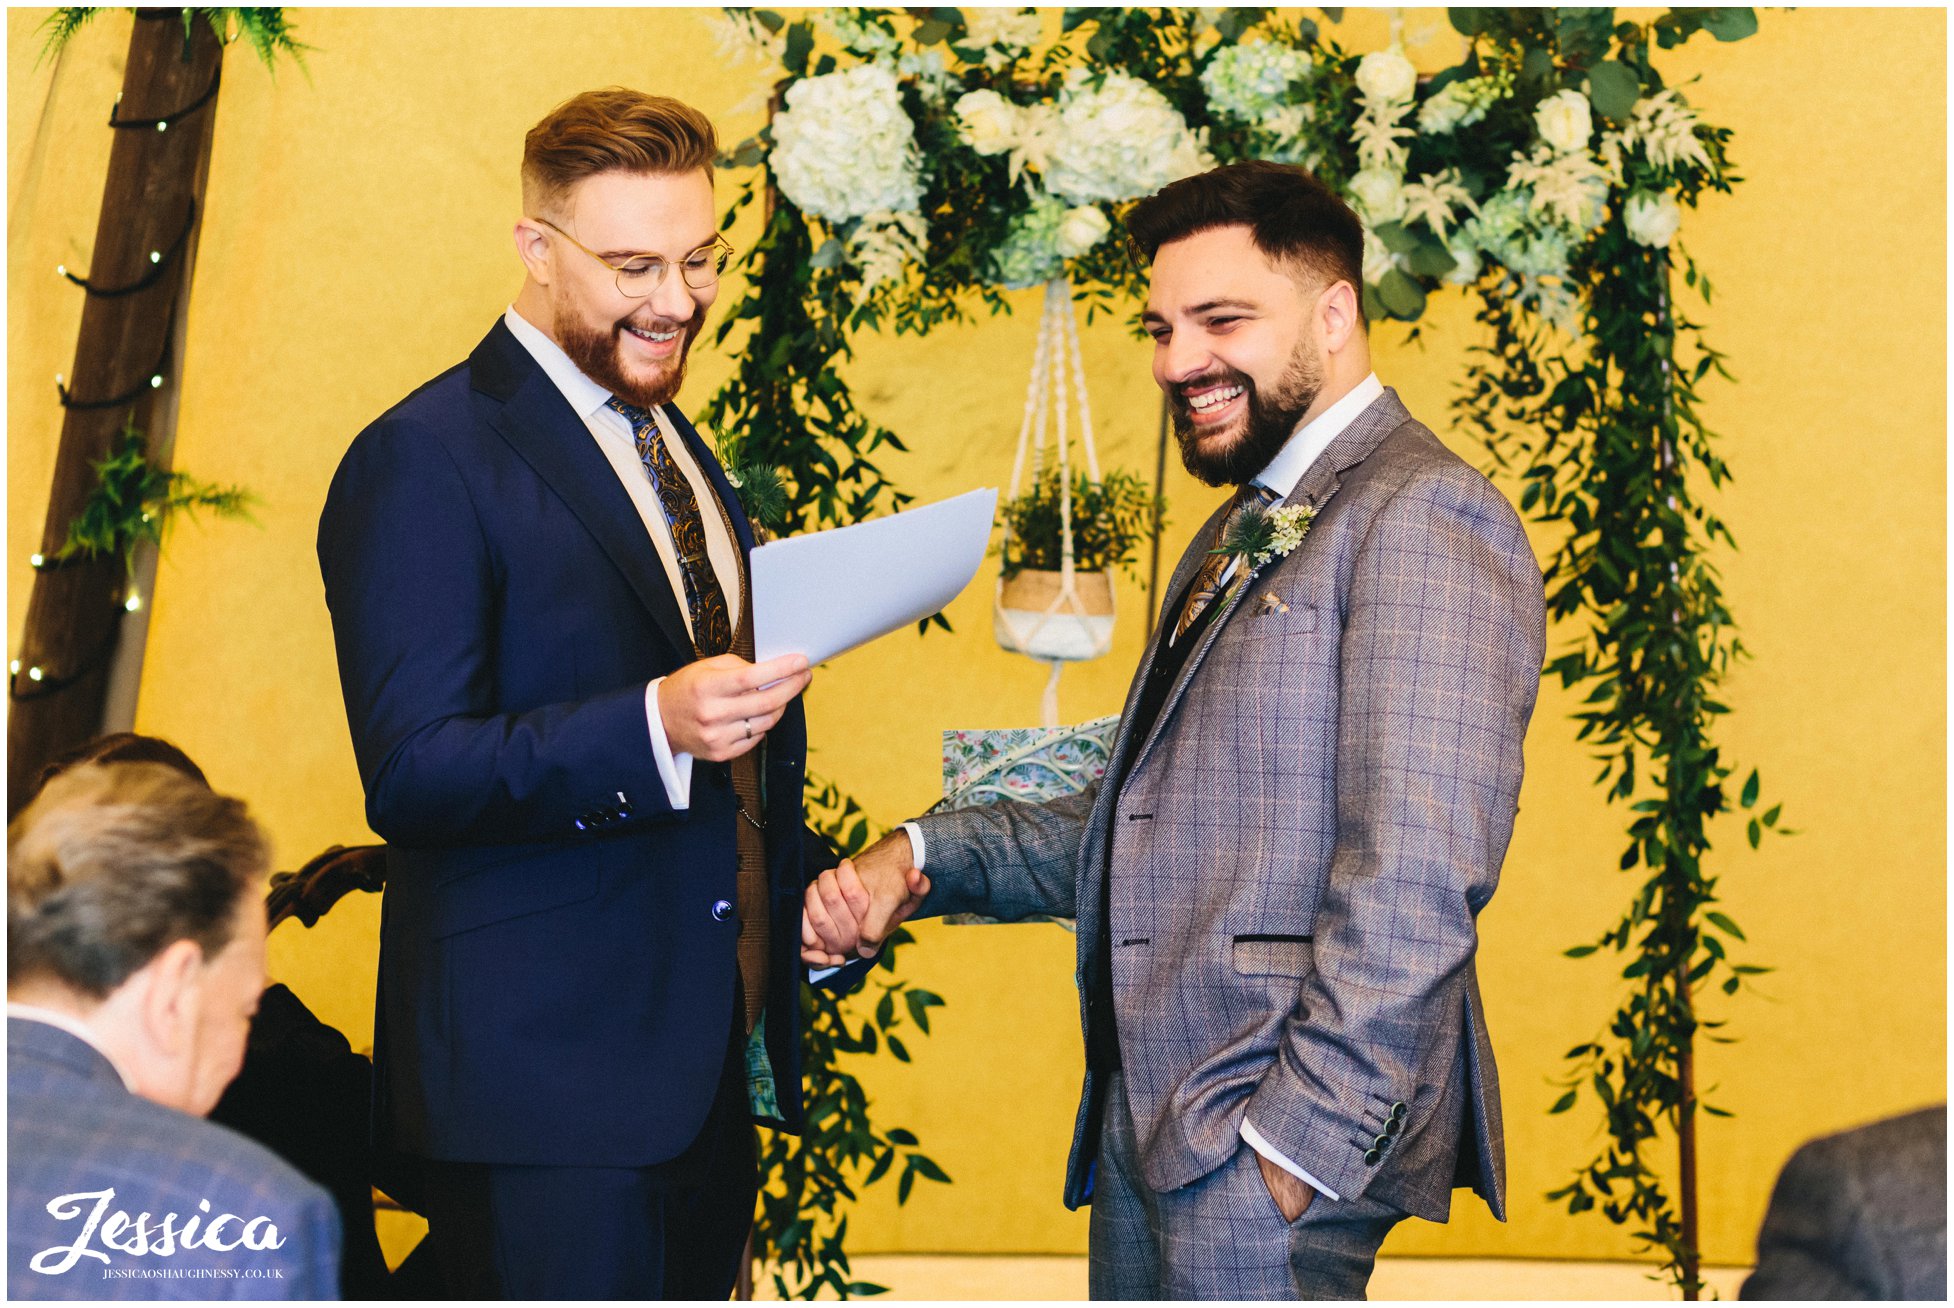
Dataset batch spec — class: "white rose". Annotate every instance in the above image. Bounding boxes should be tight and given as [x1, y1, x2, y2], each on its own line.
[1623, 190, 1683, 248]
[1055, 205, 1110, 257]
[1534, 89, 1594, 155]
[1346, 168, 1407, 225]
[955, 89, 1020, 155]
[1355, 48, 1417, 105]
[1361, 229, 1396, 285]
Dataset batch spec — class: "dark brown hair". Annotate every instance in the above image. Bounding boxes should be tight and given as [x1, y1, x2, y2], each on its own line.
[9, 762, 269, 997]
[1126, 161, 1365, 316]
[522, 87, 718, 217]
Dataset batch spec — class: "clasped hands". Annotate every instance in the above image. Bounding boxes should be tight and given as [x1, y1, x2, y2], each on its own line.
[801, 832, 930, 967]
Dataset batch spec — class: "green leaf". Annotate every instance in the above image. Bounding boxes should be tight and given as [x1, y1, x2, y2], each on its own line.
[1564, 944, 1598, 958]
[888, 1034, 910, 1062]
[1740, 768, 1760, 808]
[1448, 7, 1487, 36]
[782, 21, 814, 75]
[1377, 269, 1427, 320]
[1373, 221, 1421, 255]
[912, 17, 954, 44]
[1550, 1089, 1577, 1113]
[1587, 60, 1642, 122]
[1404, 241, 1459, 279]
[907, 1154, 951, 1184]
[885, 1127, 919, 1146]
[875, 992, 896, 1029]
[754, 10, 786, 34]
[905, 989, 944, 1034]
[1702, 1103, 1736, 1117]
[1704, 911, 1747, 941]
[1701, 8, 1758, 41]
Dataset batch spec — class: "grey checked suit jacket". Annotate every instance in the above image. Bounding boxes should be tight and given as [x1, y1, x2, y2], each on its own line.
[915, 388, 1545, 1223]
[7, 1018, 341, 1299]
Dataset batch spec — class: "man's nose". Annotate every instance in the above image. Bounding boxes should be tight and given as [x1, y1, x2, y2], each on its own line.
[649, 271, 696, 322]
[1157, 333, 1211, 387]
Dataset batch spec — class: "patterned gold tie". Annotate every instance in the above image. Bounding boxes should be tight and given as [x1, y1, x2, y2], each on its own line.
[1170, 483, 1281, 646]
[608, 399, 769, 1033]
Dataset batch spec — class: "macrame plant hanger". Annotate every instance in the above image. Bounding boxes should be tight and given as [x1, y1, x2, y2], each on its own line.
[995, 279, 1113, 727]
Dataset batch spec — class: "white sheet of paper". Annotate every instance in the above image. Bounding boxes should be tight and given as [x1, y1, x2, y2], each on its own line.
[752, 488, 998, 666]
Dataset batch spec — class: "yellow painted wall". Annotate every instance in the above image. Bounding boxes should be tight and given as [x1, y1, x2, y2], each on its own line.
[9, 6, 1943, 1268]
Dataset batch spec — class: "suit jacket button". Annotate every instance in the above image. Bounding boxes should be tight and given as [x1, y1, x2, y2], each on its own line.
[573, 817, 589, 832]
[710, 899, 734, 922]
[616, 802, 633, 819]
[1390, 1102, 1407, 1119]
[1383, 1118, 1401, 1136]
[1373, 1133, 1393, 1150]
[1364, 1148, 1382, 1166]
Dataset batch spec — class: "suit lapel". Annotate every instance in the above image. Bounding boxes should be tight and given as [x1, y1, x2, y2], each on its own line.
[1111, 387, 1416, 795]
[469, 322, 694, 658]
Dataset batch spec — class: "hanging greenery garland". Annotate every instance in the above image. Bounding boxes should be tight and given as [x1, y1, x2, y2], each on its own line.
[707, 5, 1783, 1297]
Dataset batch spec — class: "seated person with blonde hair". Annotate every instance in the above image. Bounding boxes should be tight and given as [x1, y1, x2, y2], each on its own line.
[8, 762, 340, 1299]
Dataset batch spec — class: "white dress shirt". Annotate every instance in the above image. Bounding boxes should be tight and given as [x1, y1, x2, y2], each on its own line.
[904, 373, 1386, 1201]
[503, 305, 744, 811]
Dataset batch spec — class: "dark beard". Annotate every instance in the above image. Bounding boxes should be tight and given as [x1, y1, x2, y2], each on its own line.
[1169, 341, 1324, 488]
[556, 310, 698, 408]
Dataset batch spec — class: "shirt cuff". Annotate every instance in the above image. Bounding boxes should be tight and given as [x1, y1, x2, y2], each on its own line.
[1240, 1118, 1340, 1201]
[900, 821, 927, 870]
[644, 679, 693, 810]
[807, 965, 840, 983]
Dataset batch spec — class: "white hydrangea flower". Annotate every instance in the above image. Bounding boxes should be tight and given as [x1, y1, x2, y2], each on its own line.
[1400, 168, 1478, 241]
[1505, 144, 1611, 235]
[771, 65, 923, 222]
[1624, 191, 1683, 247]
[991, 190, 1068, 289]
[846, 210, 929, 291]
[1044, 69, 1214, 205]
[1621, 89, 1712, 173]
[1200, 42, 1313, 124]
[1441, 243, 1482, 285]
[1534, 89, 1594, 155]
[1355, 47, 1417, 106]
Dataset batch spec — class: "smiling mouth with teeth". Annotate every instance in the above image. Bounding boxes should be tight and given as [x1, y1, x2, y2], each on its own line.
[1185, 384, 1246, 414]
[624, 324, 681, 344]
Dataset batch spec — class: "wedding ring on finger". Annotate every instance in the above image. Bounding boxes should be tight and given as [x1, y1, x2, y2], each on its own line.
[743, 718, 752, 740]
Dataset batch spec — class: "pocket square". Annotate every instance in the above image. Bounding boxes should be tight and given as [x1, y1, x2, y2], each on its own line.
[1254, 591, 1290, 616]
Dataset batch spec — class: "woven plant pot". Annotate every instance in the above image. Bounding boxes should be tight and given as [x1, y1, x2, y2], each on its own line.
[995, 568, 1116, 662]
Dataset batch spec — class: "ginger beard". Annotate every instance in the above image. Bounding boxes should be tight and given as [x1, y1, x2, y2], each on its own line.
[1169, 333, 1326, 488]
[554, 293, 701, 409]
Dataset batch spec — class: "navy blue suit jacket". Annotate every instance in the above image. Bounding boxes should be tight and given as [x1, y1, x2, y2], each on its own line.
[317, 320, 843, 1168]
[7, 1019, 341, 1299]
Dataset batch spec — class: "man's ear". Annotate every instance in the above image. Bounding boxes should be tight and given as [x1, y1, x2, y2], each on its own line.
[1318, 278, 1362, 354]
[513, 217, 555, 285]
[136, 937, 207, 1059]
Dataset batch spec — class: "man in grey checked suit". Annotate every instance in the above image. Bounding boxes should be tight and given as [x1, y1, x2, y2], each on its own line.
[8, 762, 340, 1299]
[1742, 1105, 1946, 1300]
[803, 162, 1546, 1298]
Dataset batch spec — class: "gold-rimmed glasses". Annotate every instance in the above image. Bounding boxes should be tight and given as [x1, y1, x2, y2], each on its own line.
[530, 216, 734, 296]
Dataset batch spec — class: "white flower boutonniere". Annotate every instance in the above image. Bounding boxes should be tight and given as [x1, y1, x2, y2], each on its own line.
[1214, 500, 1317, 573]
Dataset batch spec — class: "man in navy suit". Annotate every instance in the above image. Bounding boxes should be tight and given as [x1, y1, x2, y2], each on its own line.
[317, 88, 878, 1298]
[8, 762, 341, 1299]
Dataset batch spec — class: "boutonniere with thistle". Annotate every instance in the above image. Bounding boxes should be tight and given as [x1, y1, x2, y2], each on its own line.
[1212, 499, 1316, 575]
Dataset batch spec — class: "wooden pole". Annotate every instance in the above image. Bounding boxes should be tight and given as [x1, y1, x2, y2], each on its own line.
[8, 12, 224, 814]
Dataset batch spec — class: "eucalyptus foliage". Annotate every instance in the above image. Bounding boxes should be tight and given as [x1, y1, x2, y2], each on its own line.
[769, 775, 949, 1299]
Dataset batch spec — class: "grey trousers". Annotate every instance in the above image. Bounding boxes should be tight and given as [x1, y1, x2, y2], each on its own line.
[1087, 1072, 1405, 1300]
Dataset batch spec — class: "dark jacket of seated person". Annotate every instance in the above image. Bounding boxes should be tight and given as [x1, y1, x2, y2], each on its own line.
[6, 762, 341, 1299]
